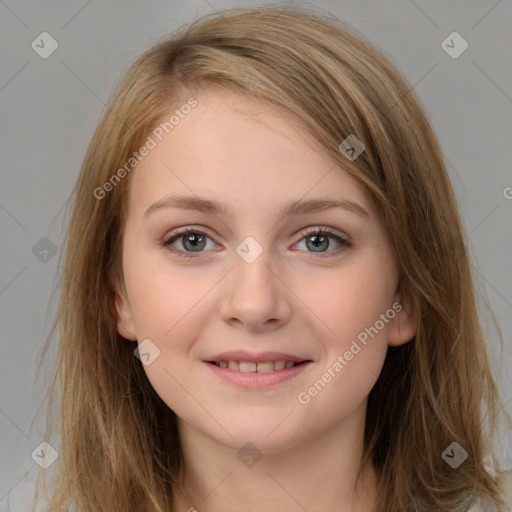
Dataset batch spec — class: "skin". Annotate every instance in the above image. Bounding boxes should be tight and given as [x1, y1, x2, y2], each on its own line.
[113, 88, 417, 512]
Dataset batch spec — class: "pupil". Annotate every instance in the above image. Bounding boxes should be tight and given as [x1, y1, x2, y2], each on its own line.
[184, 233, 205, 251]
[308, 235, 328, 252]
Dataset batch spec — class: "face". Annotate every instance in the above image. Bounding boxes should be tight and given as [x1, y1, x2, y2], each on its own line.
[113, 88, 416, 452]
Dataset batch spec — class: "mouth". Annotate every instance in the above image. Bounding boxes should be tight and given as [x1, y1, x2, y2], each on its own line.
[206, 360, 309, 372]
[203, 351, 313, 388]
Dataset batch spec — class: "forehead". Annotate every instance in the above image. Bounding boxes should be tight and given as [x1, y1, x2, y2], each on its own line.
[127, 89, 375, 220]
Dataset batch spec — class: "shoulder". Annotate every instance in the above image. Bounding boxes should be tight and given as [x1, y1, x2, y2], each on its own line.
[467, 468, 512, 512]
[498, 468, 512, 512]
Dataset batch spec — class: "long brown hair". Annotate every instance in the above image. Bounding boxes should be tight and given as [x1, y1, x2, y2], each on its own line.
[34, 6, 510, 511]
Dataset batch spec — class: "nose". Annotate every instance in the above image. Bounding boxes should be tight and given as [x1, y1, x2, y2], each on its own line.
[218, 242, 292, 333]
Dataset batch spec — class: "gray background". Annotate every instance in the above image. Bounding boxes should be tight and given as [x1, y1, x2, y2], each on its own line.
[1, 0, 511, 509]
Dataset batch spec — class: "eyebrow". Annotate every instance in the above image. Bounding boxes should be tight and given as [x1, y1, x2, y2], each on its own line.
[143, 194, 369, 220]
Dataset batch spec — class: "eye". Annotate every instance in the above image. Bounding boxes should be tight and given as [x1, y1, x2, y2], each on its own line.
[292, 226, 351, 258]
[162, 227, 217, 259]
[161, 226, 351, 259]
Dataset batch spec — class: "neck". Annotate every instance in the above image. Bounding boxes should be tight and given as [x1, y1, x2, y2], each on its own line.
[172, 403, 378, 512]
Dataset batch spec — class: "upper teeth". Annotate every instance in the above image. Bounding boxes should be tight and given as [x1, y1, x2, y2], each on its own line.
[215, 360, 296, 372]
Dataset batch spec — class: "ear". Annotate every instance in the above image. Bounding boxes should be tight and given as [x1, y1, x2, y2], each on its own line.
[388, 287, 417, 347]
[109, 270, 137, 341]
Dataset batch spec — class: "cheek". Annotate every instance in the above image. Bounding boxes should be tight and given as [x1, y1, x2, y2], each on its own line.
[123, 242, 207, 337]
[296, 267, 393, 426]
[296, 249, 395, 404]
[129, 283, 214, 428]
[128, 279, 213, 383]
[122, 247, 216, 400]
[304, 250, 397, 346]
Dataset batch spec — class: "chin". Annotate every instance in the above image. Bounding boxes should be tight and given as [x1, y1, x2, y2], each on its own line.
[208, 416, 309, 454]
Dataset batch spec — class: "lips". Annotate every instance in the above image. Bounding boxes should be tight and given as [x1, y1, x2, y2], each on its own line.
[204, 350, 313, 388]
[205, 350, 310, 364]
[212, 360, 301, 372]
[204, 350, 312, 374]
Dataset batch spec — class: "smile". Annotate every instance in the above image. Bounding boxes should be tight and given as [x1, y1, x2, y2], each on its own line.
[208, 360, 301, 372]
[204, 360, 312, 389]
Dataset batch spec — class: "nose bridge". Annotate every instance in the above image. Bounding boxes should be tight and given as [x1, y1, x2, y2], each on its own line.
[233, 232, 277, 299]
[219, 232, 291, 329]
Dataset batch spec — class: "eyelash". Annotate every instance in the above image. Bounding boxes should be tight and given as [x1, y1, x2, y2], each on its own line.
[161, 226, 352, 260]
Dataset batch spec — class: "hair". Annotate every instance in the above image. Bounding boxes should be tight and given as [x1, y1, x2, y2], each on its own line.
[33, 5, 510, 512]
